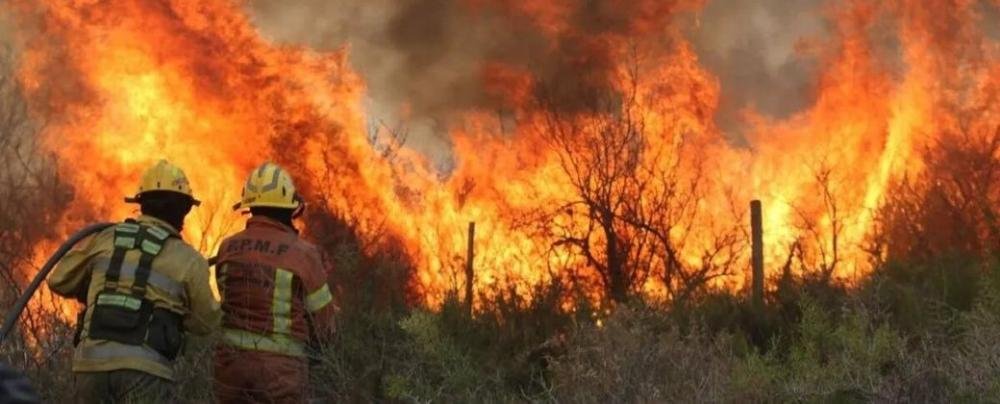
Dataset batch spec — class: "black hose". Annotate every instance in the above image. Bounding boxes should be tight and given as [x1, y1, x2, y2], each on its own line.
[0, 222, 114, 345]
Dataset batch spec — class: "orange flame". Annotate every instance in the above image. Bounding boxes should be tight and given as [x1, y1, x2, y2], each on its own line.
[5, 0, 999, 312]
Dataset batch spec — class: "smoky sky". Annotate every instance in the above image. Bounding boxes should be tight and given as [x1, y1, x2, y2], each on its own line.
[244, 0, 997, 152]
[688, 0, 827, 138]
[246, 0, 696, 159]
[246, 0, 536, 160]
[245, 0, 825, 147]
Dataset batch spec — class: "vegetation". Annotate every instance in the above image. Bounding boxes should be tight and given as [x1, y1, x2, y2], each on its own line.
[4, 246, 999, 402]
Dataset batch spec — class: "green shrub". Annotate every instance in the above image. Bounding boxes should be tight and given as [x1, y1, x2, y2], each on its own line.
[731, 297, 906, 401]
[945, 258, 1000, 399]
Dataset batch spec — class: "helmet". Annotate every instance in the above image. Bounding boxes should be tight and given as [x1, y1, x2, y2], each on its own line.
[125, 160, 200, 206]
[234, 162, 302, 211]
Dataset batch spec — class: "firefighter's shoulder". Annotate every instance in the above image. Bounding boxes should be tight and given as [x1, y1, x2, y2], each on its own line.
[161, 237, 210, 272]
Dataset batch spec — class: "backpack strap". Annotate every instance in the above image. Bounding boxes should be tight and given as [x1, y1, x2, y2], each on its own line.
[132, 225, 171, 296]
[104, 220, 141, 291]
[103, 219, 173, 295]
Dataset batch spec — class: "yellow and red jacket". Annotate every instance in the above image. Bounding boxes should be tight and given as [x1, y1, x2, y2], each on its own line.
[215, 216, 335, 358]
[48, 215, 222, 380]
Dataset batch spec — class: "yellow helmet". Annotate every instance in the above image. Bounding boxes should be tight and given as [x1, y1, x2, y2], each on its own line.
[234, 162, 302, 210]
[125, 159, 200, 206]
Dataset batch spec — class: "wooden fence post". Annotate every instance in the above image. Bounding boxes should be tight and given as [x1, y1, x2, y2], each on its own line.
[750, 200, 765, 314]
[465, 222, 475, 315]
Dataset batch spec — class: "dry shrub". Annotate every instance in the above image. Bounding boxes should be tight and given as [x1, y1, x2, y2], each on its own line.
[550, 304, 734, 403]
[0, 36, 77, 402]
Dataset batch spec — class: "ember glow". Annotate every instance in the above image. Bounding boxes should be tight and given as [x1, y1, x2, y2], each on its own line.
[5, 0, 999, 308]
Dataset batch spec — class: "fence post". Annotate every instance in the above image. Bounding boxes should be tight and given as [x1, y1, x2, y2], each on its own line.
[465, 222, 475, 315]
[750, 200, 765, 314]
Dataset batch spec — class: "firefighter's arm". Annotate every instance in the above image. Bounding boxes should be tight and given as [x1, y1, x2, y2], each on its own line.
[47, 233, 100, 302]
[182, 255, 222, 336]
[305, 282, 336, 338]
[304, 251, 337, 340]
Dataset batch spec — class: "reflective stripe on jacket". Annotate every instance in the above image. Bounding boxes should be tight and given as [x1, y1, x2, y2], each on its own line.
[48, 215, 222, 380]
[215, 216, 335, 358]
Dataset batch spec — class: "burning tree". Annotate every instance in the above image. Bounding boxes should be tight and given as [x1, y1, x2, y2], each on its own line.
[535, 84, 651, 302]
[530, 48, 743, 303]
[872, 124, 1000, 265]
[784, 163, 849, 285]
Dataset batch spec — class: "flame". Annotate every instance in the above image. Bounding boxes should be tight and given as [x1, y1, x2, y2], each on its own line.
[4, 0, 999, 315]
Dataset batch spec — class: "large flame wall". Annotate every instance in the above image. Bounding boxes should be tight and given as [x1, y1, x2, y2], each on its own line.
[6, 0, 999, 305]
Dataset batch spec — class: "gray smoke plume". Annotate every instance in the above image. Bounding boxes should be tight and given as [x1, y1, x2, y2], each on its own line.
[688, 0, 828, 139]
[245, 0, 997, 153]
[246, 0, 546, 163]
[248, 0, 694, 113]
[983, 1, 1000, 39]
[244, 0, 826, 141]
[244, 0, 695, 160]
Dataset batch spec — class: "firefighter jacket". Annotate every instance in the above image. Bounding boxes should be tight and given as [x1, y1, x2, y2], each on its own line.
[215, 216, 335, 358]
[48, 215, 222, 380]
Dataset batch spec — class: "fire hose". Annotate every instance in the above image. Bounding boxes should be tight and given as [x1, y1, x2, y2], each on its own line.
[0, 222, 114, 345]
[0, 223, 219, 345]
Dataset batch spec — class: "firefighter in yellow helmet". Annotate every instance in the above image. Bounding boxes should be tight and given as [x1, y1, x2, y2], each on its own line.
[48, 160, 221, 403]
[214, 162, 336, 404]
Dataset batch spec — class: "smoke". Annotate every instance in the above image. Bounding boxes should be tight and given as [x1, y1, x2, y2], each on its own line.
[0, 11, 40, 143]
[689, 0, 999, 140]
[245, 0, 996, 150]
[984, 1, 1000, 40]
[688, 0, 828, 139]
[245, 0, 695, 160]
[245, 0, 528, 161]
[0, 10, 18, 55]
[247, 0, 695, 111]
[248, 0, 514, 117]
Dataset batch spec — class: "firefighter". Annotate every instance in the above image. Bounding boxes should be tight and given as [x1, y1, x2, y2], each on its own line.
[213, 162, 335, 404]
[48, 159, 222, 403]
